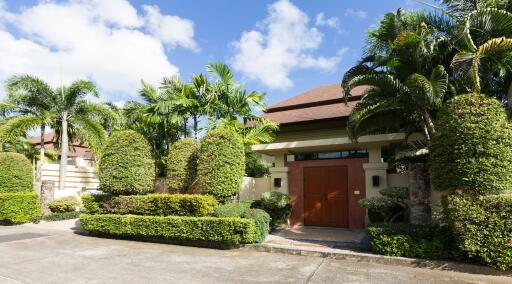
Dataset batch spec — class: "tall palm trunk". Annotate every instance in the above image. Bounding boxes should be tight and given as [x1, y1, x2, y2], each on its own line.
[193, 115, 198, 139]
[59, 112, 69, 192]
[39, 124, 46, 164]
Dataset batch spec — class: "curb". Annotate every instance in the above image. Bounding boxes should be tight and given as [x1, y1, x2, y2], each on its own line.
[247, 243, 512, 277]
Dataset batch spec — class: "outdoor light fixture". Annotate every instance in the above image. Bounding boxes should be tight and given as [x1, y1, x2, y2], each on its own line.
[372, 175, 380, 187]
[274, 178, 282, 188]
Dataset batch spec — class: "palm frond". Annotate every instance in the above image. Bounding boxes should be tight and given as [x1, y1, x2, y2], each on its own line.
[0, 115, 42, 143]
[70, 115, 107, 155]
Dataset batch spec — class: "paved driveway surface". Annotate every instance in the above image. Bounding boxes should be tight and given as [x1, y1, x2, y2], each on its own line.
[0, 221, 509, 284]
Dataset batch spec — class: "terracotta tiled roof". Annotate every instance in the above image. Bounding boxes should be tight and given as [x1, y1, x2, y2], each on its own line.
[30, 132, 93, 158]
[259, 83, 365, 125]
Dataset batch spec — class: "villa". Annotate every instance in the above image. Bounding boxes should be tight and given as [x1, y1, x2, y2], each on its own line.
[252, 83, 408, 229]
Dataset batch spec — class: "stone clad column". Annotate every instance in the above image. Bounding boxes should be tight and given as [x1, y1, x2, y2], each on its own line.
[408, 163, 432, 225]
[40, 180, 55, 214]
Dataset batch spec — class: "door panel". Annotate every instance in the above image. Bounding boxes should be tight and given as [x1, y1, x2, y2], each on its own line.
[304, 166, 348, 227]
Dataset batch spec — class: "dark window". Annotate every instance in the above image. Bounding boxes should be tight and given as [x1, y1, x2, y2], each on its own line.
[294, 150, 368, 161]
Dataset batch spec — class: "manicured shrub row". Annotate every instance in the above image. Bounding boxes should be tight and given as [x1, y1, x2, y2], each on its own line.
[0, 192, 41, 224]
[445, 194, 512, 270]
[0, 152, 33, 193]
[430, 94, 512, 194]
[196, 128, 245, 202]
[367, 223, 455, 259]
[213, 202, 270, 242]
[253, 192, 291, 230]
[98, 130, 155, 195]
[80, 214, 262, 245]
[81, 194, 218, 217]
[49, 197, 79, 213]
[41, 211, 80, 222]
[166, 138, 199, 193]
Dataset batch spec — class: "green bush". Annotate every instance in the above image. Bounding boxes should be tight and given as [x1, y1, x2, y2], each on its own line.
[367, 223, 455, 259]
[430, 94, 512, 194]
[196, 128, 245, 202]
[212, 201, 253, 218]
[41, 211, 80, 222]
[254, 192, 292, 230]
[49, 197, 79, 213]
[103, 194, 218, 217]
[213, 202, 270, 242]
[166, 138, 199, 193]
[245, 152, 270, 178]
[0, 192, 41, 224]
[80, 214, 261, 245]
[98, 130, 155, 195]
[81, 194, 110, 214]
[445, 194, 512, 270]
[358, 187, 408, 223]
[0, 152, 33, 193]
[242, 208, 270, 242]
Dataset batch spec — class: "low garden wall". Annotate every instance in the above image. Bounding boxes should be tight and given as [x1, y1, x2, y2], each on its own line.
[239, 177, 271, 201]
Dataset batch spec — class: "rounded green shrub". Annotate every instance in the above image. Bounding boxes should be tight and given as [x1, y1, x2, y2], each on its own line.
[196, 128, 245, 202]
[0, 152, 33, 193]
[430, 94, 512, 194]
[0, 192, 41, 224]
[166, 138, 199, 193]
[98, 130, 155, 195]
[49, 197, 79, 213]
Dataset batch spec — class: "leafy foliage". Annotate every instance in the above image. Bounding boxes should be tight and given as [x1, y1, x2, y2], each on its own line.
[367, 223, 456, 259]
[166, 138, 199, 193]
[0, 192, 41, 224]
[430, 94, 512, 194]
[80, 214, 262, 245]
[212, 201, 270, 242]
[41, 211, 80, 222]
[253, 192, 292, 230]
[358, 187, 408, 223]
[245, 152, 270, 178]
[0, 152, 33, 193]
[445, 193, 512, 270]
[196, 128, 245, 202]
[98, 130, 155, 195]
[49, 197, 79, 213]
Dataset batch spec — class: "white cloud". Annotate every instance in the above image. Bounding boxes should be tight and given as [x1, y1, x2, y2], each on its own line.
[344, 8, 368, 19]
[0, 0, 198, 100]
[315, 12, 340, 30]
[143, 5, 199, 52]
[230, 0, 344, 90]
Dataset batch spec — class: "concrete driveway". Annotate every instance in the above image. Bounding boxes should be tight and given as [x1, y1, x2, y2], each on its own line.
[0, 220, 509, 284]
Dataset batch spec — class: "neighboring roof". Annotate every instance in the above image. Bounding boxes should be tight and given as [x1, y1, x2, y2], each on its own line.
[260, 83, 365, 125]
[30, 132, 93, 158]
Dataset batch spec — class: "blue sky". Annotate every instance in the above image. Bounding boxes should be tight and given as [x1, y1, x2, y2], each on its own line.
[0, 0, 429, 106]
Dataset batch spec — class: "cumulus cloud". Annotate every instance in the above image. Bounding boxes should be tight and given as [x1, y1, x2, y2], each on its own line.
[0, 0, 198, 100]
[344, 8, 368, 19]
[230, 0, 344, 90]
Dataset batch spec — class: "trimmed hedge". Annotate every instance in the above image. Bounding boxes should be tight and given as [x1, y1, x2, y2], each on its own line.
[80, 214, 261, 245]
[430, 94, 512, 194]
[0, 192, 41, 224]
[98, 130, 155, 195]
[49, 197, 79, 213]
[253, 192, 292, 230]
[166, 138, 199, 193]
[42, 211, 80, 222]
[213, 201, 270, 242]
[81, 194, 110, 214]
[0, 152, 33, 193]
[367, 223, 455, 259]
[445, 194, 512, 270]
[196, 128, 245, 202]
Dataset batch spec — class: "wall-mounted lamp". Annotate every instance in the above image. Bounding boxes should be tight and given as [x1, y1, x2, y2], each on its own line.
[274, 178, 282, 188]
[372, 175, 380, 187]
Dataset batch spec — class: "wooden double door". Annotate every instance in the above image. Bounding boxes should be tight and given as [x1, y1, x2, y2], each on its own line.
[303, 166, 349, 227]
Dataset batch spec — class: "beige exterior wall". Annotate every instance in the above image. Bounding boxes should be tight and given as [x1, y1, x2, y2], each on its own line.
[239, 177, 272, 201]
[36, 162, 99, 199]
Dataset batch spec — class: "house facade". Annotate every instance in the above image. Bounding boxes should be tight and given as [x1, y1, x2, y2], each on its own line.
[251, 84, 408, 229]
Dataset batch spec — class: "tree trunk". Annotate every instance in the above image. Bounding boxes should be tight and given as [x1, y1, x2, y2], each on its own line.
[193, 115, 198, 139]
[408, 163, 432, 225]
[507, 81, 512, 115]
[40, 180, 55, 214]
[421, 108, 435, 137]
[39, 124, 46, 164]
[59, 112, 69, 192]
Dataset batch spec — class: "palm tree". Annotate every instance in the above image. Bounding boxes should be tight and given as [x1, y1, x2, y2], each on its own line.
[2, 75, 56, 164]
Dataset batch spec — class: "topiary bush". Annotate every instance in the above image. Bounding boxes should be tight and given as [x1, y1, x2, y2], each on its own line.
[98, 130, 155, 195]
[430, 94, 512, 194]
[81, 194, 110, 214]
[80, 214, 261, 245]
[166, 138, 199, 193]
[367, 223, 456, 259]
[358, 187, 408, 223]
[196, 128, 245, 202]
[49, 197, 79, 213]
[0, 192, 41, 224]
[445, 194, 512, 270]
[253, 192, 292, 230]
[0, 152, 33, 193]
[213, 201, 270, 242]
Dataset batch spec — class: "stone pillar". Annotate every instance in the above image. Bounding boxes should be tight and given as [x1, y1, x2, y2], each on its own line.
[408, 163, 432, 225]
[40, 180, 55, 214]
